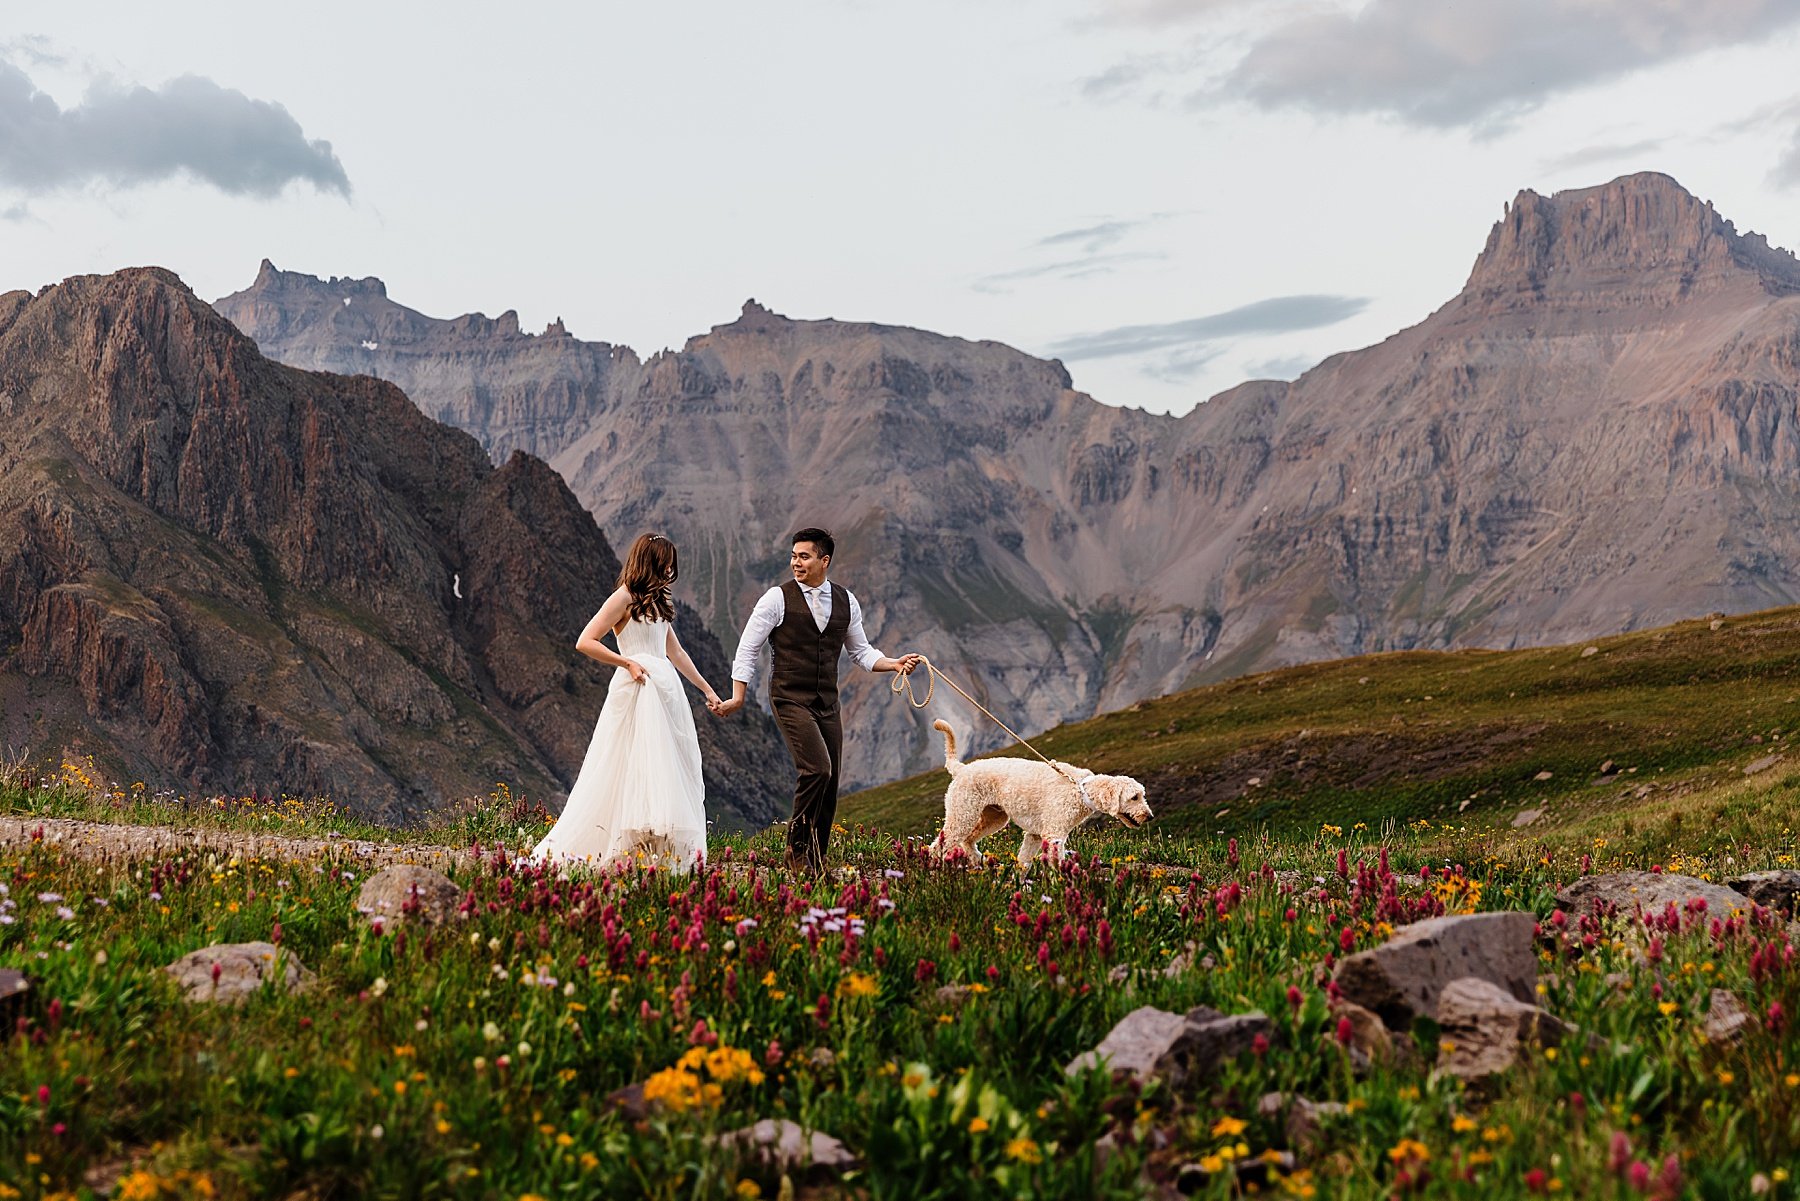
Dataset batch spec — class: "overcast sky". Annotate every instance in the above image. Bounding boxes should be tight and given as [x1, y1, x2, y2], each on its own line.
[5, 1, 1800, 415]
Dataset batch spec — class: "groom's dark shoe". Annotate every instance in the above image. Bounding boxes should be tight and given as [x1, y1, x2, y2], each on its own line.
[785, 849, 822, 879]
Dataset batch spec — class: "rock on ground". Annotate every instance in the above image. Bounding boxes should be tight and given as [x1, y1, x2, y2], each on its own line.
[1434, 976, 1567, 1081]
[1065, 1004, 1271, 1085]
[0, 968, 30, 1022]
[1334, 912, 1537, 1028]
[720, 1119, 859, 1175]
[1330, 997, 1412, 1066]
[357, 865, 463, 927]
[1726, 870, 1800, 916]
[1557, 872, 1750, 918]
[164, 942, 314, 1004]
[1258, 1092, 1347, 1157]
[1703, 989, 1753, 1047]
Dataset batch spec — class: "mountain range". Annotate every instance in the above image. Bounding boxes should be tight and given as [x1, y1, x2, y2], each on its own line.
[0, 268, 791, 826]
[214, 172, 1800, 789]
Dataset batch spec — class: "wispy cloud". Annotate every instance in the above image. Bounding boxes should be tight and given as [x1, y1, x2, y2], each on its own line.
[1537, 138, 1667, 176]
[1046, 293, 1367, 361]
[1244, 352, 1315, 381]
[1712, 93, 1800, 190]
[1141, 345, 1225, 382]
[974, 211, 1188, 294]
[972, 251, 1166, 294]
[0, 58, 350, 199]
[1777, 131, 1800, 188]
[0, 35, 66, 71]
[1037, 218, 1146, 254]
[1087, 0, 1258, 26]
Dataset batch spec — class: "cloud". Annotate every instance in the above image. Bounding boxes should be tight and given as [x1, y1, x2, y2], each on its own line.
[1141, 345, 1225, 383]
[0, 59, 350, 198]
[1244, 352, 1316, 380]
[1537, 138, 1667, 175]
[1037, 218, 1145, 253]
[1089, 0, 1257, 25]
[0, 36, 65, 71]
[1709, 93, 1800, 190]
[1777, 132, 1800, 188]
[973, 212, 1188, 293]
[1045, 293, 1367, 361]
[972, 251, 1166, 294]
[1206, 0, 1800, 130]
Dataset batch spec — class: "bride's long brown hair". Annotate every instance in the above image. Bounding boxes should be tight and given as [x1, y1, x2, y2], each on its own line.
[618, 533, 678, 623]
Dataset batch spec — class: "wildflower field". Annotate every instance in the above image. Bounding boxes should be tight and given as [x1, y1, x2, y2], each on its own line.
[5, 762, 1800, 1200]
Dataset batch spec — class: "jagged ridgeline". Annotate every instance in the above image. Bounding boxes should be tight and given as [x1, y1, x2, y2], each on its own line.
[220, 173, 1800, 789]
[0, 269, 790, 827]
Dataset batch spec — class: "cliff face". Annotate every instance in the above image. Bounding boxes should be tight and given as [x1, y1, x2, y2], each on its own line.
[215, 259, 630, 465]
[0, 268, 789, 827]
[218, 173, 1800, 787]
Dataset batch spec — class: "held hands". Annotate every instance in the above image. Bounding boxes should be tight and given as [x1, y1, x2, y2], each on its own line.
[709, 695, 744, 717]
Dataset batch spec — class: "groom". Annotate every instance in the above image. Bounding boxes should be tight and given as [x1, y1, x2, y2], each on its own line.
[713, 527, 921, 875]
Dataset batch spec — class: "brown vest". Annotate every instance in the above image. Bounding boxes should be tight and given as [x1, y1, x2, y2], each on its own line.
[769, 579, 852, 710]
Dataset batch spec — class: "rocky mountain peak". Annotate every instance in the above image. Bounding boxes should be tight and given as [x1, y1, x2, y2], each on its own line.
[1, 266, 790, 825]
[712, 298, 790, 336]
[250, 258, 388, 300]
[1460, 172, 1800, 311]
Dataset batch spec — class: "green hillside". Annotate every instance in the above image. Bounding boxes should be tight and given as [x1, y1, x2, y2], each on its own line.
[844, 606, 1800, 839]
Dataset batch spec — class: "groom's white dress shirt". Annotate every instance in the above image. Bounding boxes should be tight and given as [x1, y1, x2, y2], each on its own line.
[730, 581, 885, 686]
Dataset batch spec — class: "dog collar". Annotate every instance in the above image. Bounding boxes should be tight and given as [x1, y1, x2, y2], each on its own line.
[1073, 775, 1096, 811]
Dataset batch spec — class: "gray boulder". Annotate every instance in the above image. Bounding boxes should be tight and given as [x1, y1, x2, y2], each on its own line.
[1330, 997, 1414, 1067]
[1334, 912, 1537, 1028]
[1726, 870, 1800, 916]
[0, 968, 30, 1025]
[164, 942, 314, 1004]
[720, 1119, 859, 1175]
[1703, 988, 1753, 1047]
[356, 865, 463, 928]
[1434, 976, 1567, 1081]
[1258, 1093, 1346, 1157]
[605, 1081, 650, 1121]
[1066, 1004, 1271, 1084]
[1557, 872, 1750, 918]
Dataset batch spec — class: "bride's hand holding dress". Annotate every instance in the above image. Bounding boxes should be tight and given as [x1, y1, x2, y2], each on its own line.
[529, 584, 713, 871]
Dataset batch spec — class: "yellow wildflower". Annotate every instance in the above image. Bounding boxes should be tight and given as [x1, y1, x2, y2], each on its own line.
[838, 972, 879, 998]
[1005, 1137, 1043, 1164]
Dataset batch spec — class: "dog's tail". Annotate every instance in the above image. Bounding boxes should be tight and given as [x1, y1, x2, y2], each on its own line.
[933, 720, 963, 774]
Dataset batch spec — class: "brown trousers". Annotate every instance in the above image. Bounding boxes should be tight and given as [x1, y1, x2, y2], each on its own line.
[773, 700, 843, 870]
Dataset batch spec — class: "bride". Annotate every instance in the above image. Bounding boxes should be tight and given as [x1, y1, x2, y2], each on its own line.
[531, 533, 721, 871]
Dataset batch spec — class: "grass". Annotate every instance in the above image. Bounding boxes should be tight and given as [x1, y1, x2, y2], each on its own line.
[843, 605, 1800, 840]
[10, 608, 1800, 1195]
[4, 762, 1800, 1197]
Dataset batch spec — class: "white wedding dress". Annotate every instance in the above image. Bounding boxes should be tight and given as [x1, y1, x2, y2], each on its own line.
[530, 617, 707, 871]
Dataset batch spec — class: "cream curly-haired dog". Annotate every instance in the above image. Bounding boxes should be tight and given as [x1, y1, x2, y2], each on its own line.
[932, 720, 1152, 867]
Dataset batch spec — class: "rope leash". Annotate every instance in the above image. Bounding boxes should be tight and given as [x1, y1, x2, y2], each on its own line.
[890, 655, 1095, 809]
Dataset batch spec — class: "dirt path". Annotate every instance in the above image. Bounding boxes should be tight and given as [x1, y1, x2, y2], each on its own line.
[0, 815, 478, 870]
